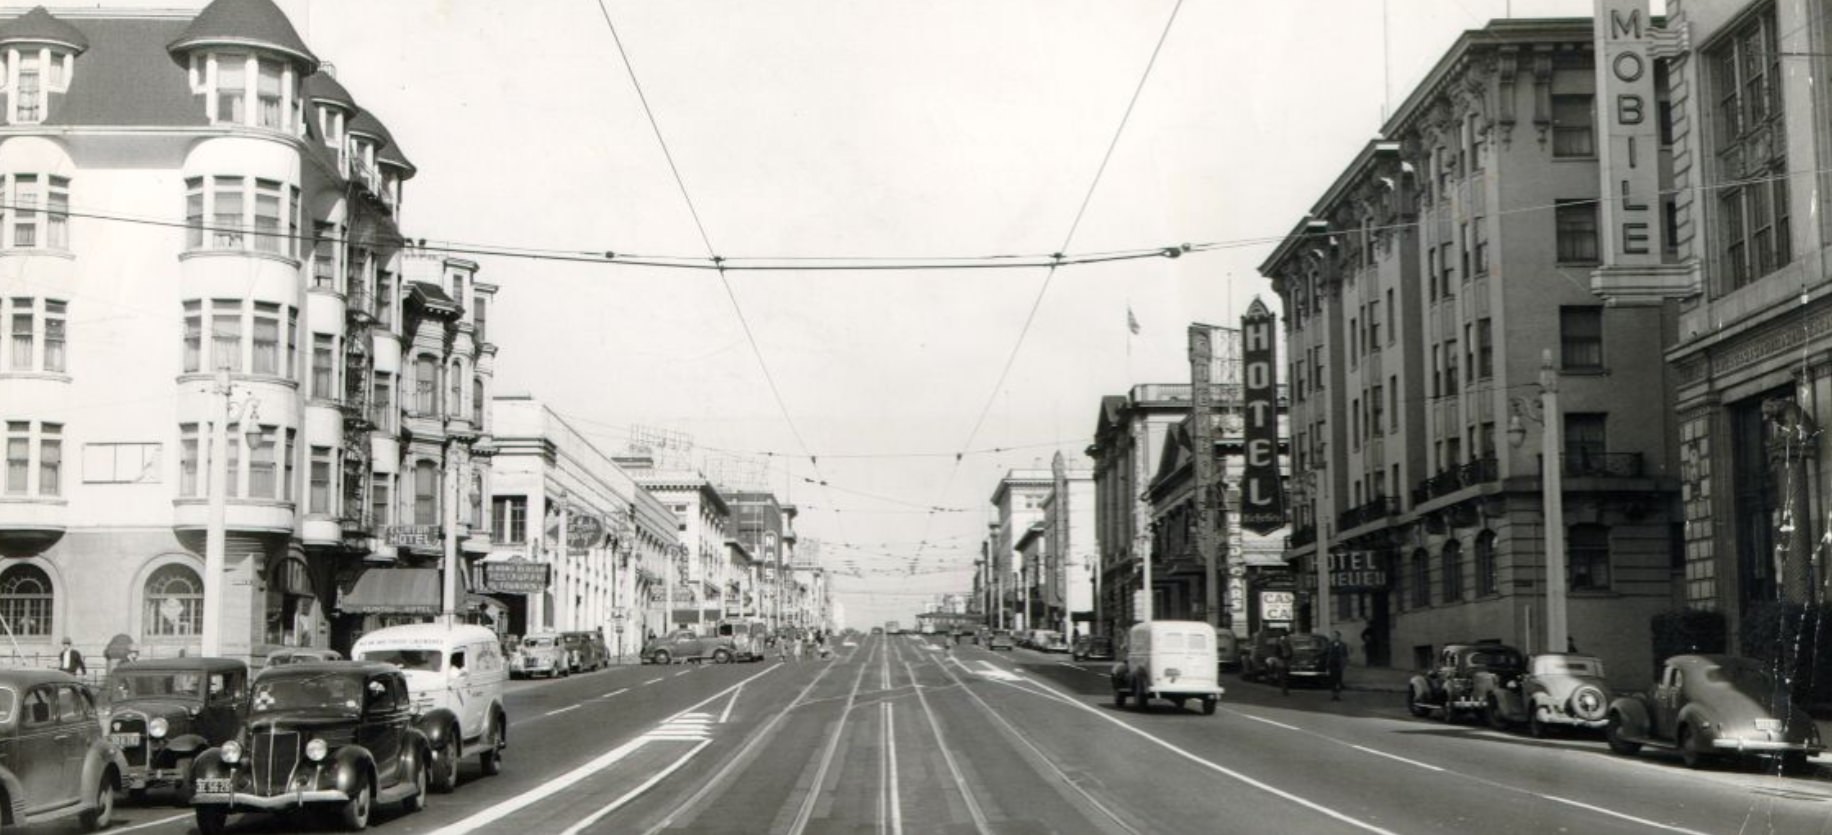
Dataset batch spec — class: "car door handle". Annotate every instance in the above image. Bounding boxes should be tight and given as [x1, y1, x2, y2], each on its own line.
[54, 734, 72, 741]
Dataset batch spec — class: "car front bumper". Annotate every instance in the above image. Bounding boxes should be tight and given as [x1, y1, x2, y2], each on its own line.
[1710, 738, 1824, 753]
[125, 767, 191, 789]
[192, 789, 349, 810]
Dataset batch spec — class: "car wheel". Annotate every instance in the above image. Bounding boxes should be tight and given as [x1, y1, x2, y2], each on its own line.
[195, 808, 229, 835]
[340, 775, 374, 831]
[1604, 712, 1642, 755]
[1679, 726, 1707, 770]
[653, 650, 672, 666]
[402, 754, 429, 813]
[432, 738, 460, 793]
[480, 716, 504, 777]
[1528, 711, 1549, 739]
[79, 770, 116, 832]
[713, 649, 733, 664]
[1406, 686, 1430, 718]
[1114, 684, 1127, 708]
[1132, 679, 1148, 712]
[1202, 697, 1218, 716]
[1484, 697, 1510, 731]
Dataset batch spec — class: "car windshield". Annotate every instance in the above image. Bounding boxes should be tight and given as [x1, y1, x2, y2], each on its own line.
[1287, 635, 1326, 650]
[523, 637, 555, 648]
[359, 649, 444, 672]
[1535, 656, 1603, 677]
[1470, 650, 1525, 670]
[111, 672, 205, 701]
[1703, 659, 1779, 701]
[252, 674, 364, 715]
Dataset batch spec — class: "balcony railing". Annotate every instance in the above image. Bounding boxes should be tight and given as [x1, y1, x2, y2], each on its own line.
[1541, 451, 1644, 479]
[1337, 497, 1398, 532]
[1288, 525, 1316, 548]
[1411, 455, 1500, 505]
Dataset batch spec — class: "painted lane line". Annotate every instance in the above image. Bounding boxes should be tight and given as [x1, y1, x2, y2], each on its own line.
[977, 677, 1398, 835]
[1240, 714, 1302, 732]
[106, 813, 192, 834]
[884, 701, 903, 835]
[639, 651, 846, 835]
[1349, 744, 1445, 773]
[644, 677, 665, 685]
[602, 688, 630, 699]
[433, 663, 780, 835]
[675, 669, 693, 677]
[899, 652, 991, 835]
[718, 684, 743, 724]
[1059, 662, 1086, 671]
[555, 740, 713, 835]
[788, 639, 879, 835]
[545, 704, 582, 717]
[1541, 795, 1715, 835]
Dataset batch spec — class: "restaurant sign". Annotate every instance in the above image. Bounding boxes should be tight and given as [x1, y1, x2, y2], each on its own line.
[477, 561, 551, 595]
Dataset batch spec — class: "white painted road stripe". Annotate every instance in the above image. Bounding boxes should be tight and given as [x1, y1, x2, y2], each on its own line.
[1240, 714, 1302, 732]
[430, 664, 778, 835]
[1542, 795, 1716, 835]
[675, 669, 693, 677]
[644, 677, 665, 685]
[603, 688, 630, 698]
[718, 683, 743, 723]
[556, 740, 713, 835]
[545, 704, 582, 717]
[1349, 744, 1445, 772]
[106, 813, 192, 834]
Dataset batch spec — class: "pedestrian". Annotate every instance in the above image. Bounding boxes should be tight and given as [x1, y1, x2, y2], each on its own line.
[789, 629, 804, 662]
[58, 637, 86, 677]
[1327, 630, 1350, 701]
[1566, 636, 1580, 653]
[1359, 625, 1375, 665]
[1277, 634, 1294, 696]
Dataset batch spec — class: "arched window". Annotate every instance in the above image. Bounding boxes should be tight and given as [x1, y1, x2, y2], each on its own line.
[1476, 531, 1498, 596]
[1410, 549, 1430, 609]
[1440, 540, 1463, 603]
[144, 564, 204, 637]
[0, 564, 53, 637]
[1569, 524, 1611, 590]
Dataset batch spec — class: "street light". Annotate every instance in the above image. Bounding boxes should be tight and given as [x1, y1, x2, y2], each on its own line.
[202, 367, 263, 658]
[1507, 349, 1566, 656]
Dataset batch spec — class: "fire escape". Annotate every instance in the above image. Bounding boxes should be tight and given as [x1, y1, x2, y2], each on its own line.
[340, 264, 376, 549]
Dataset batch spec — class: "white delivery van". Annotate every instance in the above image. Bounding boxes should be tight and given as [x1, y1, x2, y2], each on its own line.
[1111, 620, 1224, 715]
[351, 623, 508, 791]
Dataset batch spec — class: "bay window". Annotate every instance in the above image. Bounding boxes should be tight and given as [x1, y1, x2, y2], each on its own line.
[4, 422, 26, 494]
[253, 180, 282, 253]
[179, 424, 199, 497]
[212, 177, 243, 248]
[11, 175, 37, 248]
[211, 300, 241, 372]
[215, 55, 246, 124]
[1712, 9, 1791, 290]
[413, 460, 438, 524]
[15, 54, 39, 123]
[309, 446, 332, 514]
[252, 303, 279, 375]
[414, 355, 438, 415]
[248, 426, 276, 498]
[257, 62, 283, 128]
[311, 334, 334, 400]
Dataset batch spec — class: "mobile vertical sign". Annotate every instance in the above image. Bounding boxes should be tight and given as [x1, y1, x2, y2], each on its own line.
[1240, 298, 1285, 535]
[1594, 0, 1661, 264]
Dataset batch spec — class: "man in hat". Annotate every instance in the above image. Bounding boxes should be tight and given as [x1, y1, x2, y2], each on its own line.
[58, 637, 86, 677]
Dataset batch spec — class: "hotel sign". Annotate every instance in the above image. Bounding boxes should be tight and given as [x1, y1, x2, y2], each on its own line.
[1594, 0, 1661, 264]
[1240, 299, 1285, 535]
[1328, 550, 1389, 592]
[382, 525, 441, 549]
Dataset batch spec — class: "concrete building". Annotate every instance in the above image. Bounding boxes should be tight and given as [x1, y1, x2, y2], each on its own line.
[1261, 17, 1680, 685]
[1646, 0, 1832, 647]
[0, 0, 497, 665]
[1044, 452, 1095, 637]
[484, 396, 677, 656]
[624, 462, 733, 631]
[988, 468, 1051, 631]
[727, 490, 796, 627]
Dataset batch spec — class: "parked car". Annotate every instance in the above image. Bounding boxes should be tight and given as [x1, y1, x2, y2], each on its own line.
[1111, 621, 1224, 714]
[1033, 630, 1068, 653]
[1239, 627, 1291, 681]
[352, 623, 508, 792]
[510, 632, 568, 678]
[1606, 654, 1823, 771]
[263, 647, 342, 667]
[104, 657, 248, 801]
[1269, 633, 1332, 688]
[641, 629, 736, 664]
[1407, 643, 1527, 722]
[986, 630, 1015, 651]
[0, 669, 127, 831]
[190, 662, 432, 833]
[1484, 653, 1611, 736]
[715, 617, 771, 661]
[1072, 635, 1114, 662]
[560, 630, 609, 673]
[1215, 628, 1242, 671]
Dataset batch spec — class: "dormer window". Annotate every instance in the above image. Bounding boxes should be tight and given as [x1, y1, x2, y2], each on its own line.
[203, 53, 295, 131]
[215, 54, 245, 123]
[16, 54, 39, 122]
[257, 62, 282, 128]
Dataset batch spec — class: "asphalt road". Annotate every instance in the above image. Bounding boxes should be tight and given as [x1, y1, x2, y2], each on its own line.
[24, 634, 1832, 834]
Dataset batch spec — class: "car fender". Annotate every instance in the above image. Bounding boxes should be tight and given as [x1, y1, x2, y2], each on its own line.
[417, 707, 462, 754]
[0, 765, 26, 823]
[1608, 696, 1652, 738]
[165, 732, 210, 756]
[190, 747, 229, 782]
[1675, 702, 1719, 744]
[78, 739, 126, 798]
[331, 745, 377, 794]
[1406, 674, 1434, 700]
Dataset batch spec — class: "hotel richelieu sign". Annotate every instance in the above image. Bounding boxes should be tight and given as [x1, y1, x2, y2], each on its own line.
[1239, 298, 1285, 535]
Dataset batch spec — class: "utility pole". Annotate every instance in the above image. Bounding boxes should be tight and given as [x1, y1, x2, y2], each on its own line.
[1539, 350, 1568, 655]
[441, 438, 467, 626]
[201, 368, 235, 657]
[1189, 324, 1221, 628]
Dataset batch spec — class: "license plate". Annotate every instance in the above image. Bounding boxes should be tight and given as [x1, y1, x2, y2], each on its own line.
[195, 778, 233, 794]
[1165, 668, 1182, 678]
[110, 733, 142, 748]
[1755, 718, 1782, 731]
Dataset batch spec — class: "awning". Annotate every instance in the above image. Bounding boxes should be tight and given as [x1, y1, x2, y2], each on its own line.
[338, 568, 477, 615]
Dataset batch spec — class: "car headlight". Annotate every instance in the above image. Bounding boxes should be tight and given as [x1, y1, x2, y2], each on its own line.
[221, 740, 242, 764]
[305, 738, 328, 762]
[149, 717, 169, 738]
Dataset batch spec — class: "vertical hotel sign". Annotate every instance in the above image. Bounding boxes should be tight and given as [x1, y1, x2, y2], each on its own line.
[1594, 0, 1661, 265]
[1240, 299, 1285, 535]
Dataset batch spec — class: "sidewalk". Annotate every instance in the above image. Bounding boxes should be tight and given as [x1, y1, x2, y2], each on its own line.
[1343, 664, 1413, 694]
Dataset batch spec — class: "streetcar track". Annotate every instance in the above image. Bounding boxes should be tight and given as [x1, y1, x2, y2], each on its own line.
[893, 638, 993, 834]
[787, 636, 881, 835]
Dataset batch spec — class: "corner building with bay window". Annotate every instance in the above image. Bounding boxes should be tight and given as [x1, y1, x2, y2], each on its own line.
[0, 1, 499, 664]
[1261, 18, 1681, 687]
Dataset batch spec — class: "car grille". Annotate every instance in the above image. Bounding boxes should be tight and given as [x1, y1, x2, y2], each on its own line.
[250, 730, 301, 795]
[113, 714, 148, 767]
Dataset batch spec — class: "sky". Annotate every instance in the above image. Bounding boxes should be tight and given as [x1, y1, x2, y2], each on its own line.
[61, 0, 1630, 628]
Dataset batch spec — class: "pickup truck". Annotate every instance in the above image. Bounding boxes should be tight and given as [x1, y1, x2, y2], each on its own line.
[641, 629, 736, 664]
